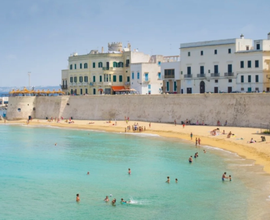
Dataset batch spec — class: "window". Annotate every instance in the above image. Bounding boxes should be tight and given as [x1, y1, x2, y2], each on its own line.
[79, 76, 83, 82]
[240, 61, 244, 68]
[85, 88, 88, 94]
[93, 88, 96, 95]
[228, 64, 232, 73]
[158, 61, 161, 66]
[248, 61, 251, 68]
[98, 62, 103, 68]
[113, 75, 116, 82]
[166, 81, 170, 91]
[241, 88, 244, 91]
[228, 79, 232, 83]
[200, 51, 203, 56]
[164, 69, 175, 78]
[145, 73, 149, 81]
[119, 75, 123, 82]
[127, 76, 130, 82]
[84, 63, 88, 69]
[158, 72, 161, 80]
[118, 62, 123, 68]
[188, 52, 190, 56]
[228, 48, 231, 54]
[80, 63, 82, 69]
[241, 75, 244, 83]
[174, 81, 177, 92]
[187, 67, 191, 75]
[214, 87, 218, 93]
[126, 59, 130, 67]
[132, 72, 134, 79]
[200, 66, 204, 74]
[93, 76, 96, 82]
[84, 76, 88, 82]
[137, 72, 140, 79]
[214, 49, 217, 54]
[70, 77, 73, 83]
[246, 46, 249, 50]
[214, 65, 218, 73]
[70, 64, 73, 70]
[248, 75, 251, 83]
[71, 89, 73, 94]
[113, 62, 117, 68]
[74, 77, 77, 83]
[255, 75, 259, 82]
[99, 75, 102, 82]
[104, 74, 111, 82]
[93, 62, 95, 68]
[215, 79, 218, 83]
[255, 60, 259, 68]
[74, 64, 77, 69]
[148, 84, 151, 89]
[80, 88, 83, 95]
[256, 44, 260, 50]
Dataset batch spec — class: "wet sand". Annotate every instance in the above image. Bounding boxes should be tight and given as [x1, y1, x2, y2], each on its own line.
[2, 119, 270, 173]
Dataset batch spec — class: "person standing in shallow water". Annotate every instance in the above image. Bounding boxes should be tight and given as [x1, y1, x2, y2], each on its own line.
[128, 168, 131, 175]
[166, 176, 170, 183]
[190, 132, 193, 140]
[76, 194, 80, 202]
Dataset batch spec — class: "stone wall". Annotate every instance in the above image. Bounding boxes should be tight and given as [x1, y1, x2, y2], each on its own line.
[7, 94, 270, 128]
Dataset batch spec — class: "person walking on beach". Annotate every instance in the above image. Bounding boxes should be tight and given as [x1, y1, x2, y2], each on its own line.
[198, 138, 201, 146]
[174, 119, 176, 126]
[190, 132, 193, 140]
[195, 138, 198, 146]
[183, 123, 185, 128]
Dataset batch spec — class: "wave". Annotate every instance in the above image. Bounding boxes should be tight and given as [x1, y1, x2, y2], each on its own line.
[202, 145, 239, 156]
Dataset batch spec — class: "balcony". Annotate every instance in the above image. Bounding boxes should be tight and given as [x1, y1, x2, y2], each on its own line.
[197, 73, 206, 78]
[102, 67, 115, 73]
[184, 74, 193, 78]
[143, 79, 151, 84]
[224, 72, 234, 77]
[211, 73, 220, 77]
[60, 85, 68, 89]
[125, 82, 130, 86]
[103, 82, 112, 86]
[69, 82, 76, 86]
[89, 82, 96, 86]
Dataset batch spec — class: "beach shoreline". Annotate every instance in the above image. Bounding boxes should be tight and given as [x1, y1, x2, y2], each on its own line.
[2, 119, 270, 174]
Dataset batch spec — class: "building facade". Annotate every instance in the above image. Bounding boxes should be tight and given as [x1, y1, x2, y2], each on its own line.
[61, 42, 150, 95]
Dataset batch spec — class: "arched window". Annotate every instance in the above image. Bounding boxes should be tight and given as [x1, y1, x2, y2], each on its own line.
[113, 62, 117, 67]
[74, 76, 77, 83]
[84, 76, 88, 82]
[118, 62, 123, 67]
[71, 89, 73, 94]
[84, 63, 88, 69]
[70, 77, 73, 83]
[98, 62, 103, 68]
[79, 76, 83, 82]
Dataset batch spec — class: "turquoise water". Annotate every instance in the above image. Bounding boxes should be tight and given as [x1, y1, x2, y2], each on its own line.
[0, 125, 270, 220]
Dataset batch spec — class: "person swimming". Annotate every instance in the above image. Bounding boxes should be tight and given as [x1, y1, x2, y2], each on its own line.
[166, 176, 170, 183]
[87, 171, 90, 175]
[76, 194, 80, 202]
[128, 168, 131, 175]
[112, 198, 116, 205]
[175, 178, 178, 183]
[189, 156, 193, 163]
[121, 198, 130, 204]
[104, 196, 109, 202]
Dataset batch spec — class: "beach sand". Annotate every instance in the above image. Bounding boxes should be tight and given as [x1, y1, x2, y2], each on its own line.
[2, 119, 270, 173]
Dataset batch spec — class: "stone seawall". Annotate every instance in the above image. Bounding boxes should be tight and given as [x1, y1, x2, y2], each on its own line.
[6, 94, 270, 127]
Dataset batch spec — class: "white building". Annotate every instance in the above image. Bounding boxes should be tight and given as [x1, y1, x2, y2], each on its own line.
[178, 33, 270, 94]
[130, 55, 164, 94]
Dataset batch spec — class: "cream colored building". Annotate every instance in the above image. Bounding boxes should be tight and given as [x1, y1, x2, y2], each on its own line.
[61, 42, 150, 95]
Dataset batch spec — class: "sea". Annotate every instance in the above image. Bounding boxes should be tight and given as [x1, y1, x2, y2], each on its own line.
[0, 124, 270, 220]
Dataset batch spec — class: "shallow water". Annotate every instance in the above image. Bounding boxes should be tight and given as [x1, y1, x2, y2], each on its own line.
[0, 125, 270, 220]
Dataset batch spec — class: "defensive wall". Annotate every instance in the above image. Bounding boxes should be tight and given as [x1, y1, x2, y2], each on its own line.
[6, 94, 270, 128]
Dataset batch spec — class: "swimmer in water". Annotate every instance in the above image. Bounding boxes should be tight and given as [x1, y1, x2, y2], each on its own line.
[112, 198, 116, 205]
[175, 178, 178, 183]
[128, 168, 131, 175]
[203, 150, 206, 153]
[104, 196, 109, 202]
[189, 156, 193, 163]
[87, 171, 90, 175]
[166, 176, 170, 183]
[121, 198, 130, 204]
[229, 175, 232, 181]
[76, 194, 80, 202]
[222, 172, 228, 181]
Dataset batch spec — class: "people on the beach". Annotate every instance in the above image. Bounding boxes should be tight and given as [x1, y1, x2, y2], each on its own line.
[76, 194, 80, 202]
[190, 132, 193, 140]
[195, 138, 197, 146]
[227, 131, 232, 138]
[250, 138, 256, 143]
[104, 196, 109, 202]
[166, 176, 170, 183]
[174, 119, 176, 126]
[198, 138, 201, 145]
[189, 156, 193, 163]
[128, 168, 131, 175]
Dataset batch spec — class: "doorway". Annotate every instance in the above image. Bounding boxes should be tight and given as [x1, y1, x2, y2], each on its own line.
[200, 81, 205, 93]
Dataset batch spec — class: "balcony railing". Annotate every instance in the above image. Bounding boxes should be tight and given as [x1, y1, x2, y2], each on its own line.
[224, 72, 234, 77]
[102, 67, 115, 71]
[89, 82, 95, 86]
[60, 85, 68, 89]
[184, 74, 193, 78]
[143, 79, 150, 83]
[210, 73, 220, 77]
[103, 82, 112, 86]
[125, 82, 130, 86]
[197, 73, 206, 78]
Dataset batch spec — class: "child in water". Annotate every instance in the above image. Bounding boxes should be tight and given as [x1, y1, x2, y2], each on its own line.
[166, 176, 170, 183]
[76, 194, 80, 202]
[229, 175, 232, 181]
[128, 168, 131, 175]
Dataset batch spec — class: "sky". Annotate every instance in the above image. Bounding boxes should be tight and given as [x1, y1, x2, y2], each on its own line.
[0, 0, 269, 87]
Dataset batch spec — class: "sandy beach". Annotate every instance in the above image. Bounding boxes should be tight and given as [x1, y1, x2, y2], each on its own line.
[2, 119, 270, 173]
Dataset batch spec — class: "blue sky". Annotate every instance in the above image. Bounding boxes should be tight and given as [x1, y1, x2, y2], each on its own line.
[1, 0, 269, 87]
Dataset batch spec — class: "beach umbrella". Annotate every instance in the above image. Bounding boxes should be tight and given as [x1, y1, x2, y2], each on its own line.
[9, 89, 16, 94]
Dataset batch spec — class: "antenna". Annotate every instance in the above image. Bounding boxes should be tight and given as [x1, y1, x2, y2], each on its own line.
[28, 72, 31, 89]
